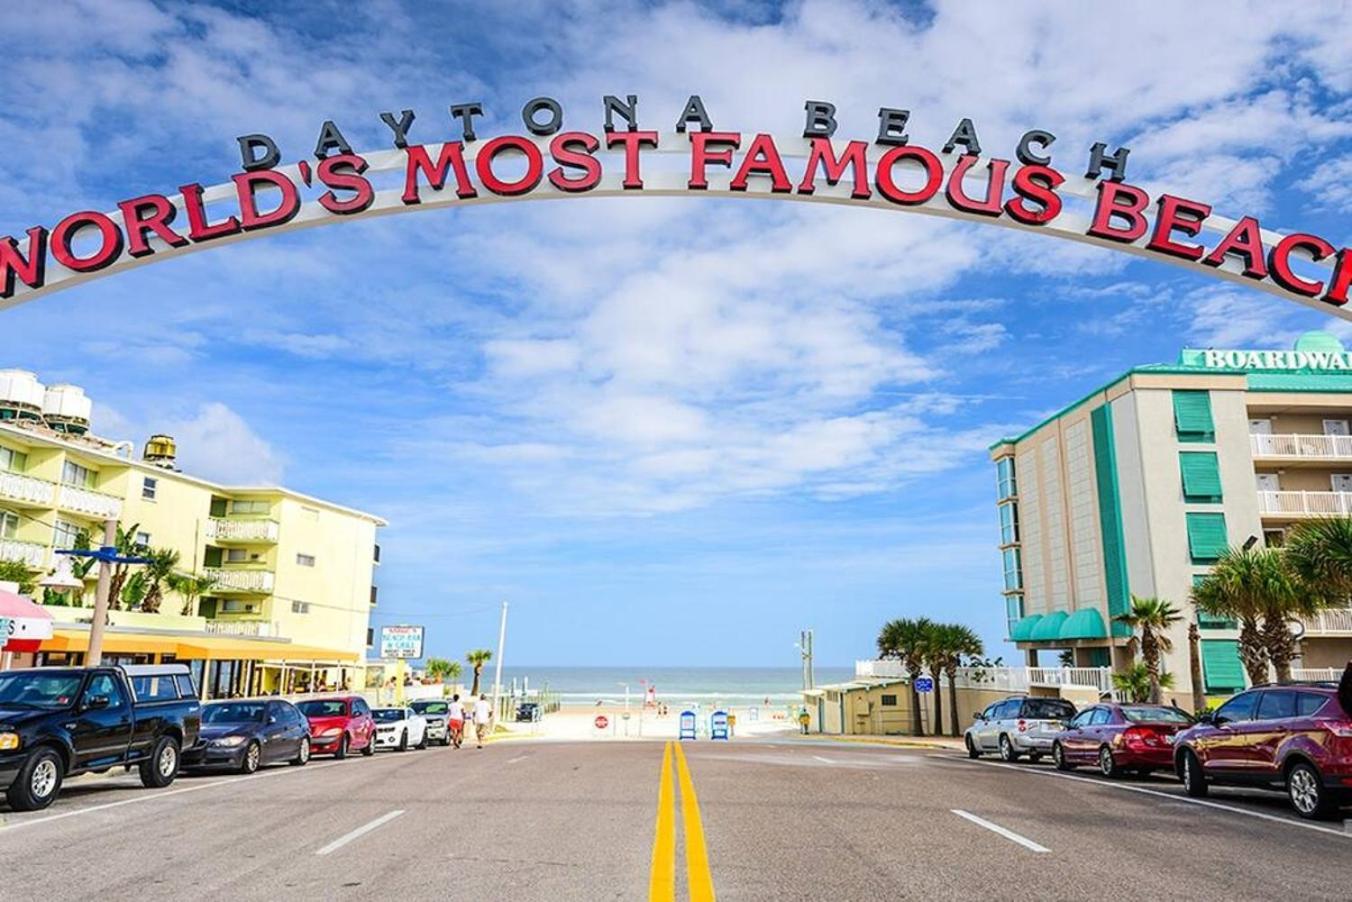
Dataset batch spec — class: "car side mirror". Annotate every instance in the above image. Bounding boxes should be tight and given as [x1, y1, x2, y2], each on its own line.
[84, 695, 110, 711]
[973, 712, 984, 721]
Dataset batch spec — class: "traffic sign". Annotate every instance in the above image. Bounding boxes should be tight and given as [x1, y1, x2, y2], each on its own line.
[594, 714, 609, 730]
[914, 676, 934, 693]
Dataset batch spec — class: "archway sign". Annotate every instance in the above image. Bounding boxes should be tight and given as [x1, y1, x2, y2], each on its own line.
[2, 94, 1349, 319]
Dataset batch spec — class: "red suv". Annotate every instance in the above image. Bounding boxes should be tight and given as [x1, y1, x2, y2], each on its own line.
[1174, 675, 1352, 819]
[296, 696, 376, 759]
[1052, 703, 1194, 777]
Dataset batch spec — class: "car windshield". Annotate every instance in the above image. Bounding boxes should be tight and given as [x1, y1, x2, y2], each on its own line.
[0, 672, 83, 709]
[414, 702, 448, 714]
[203, 702, 266, 724]
[297, 700, 347, 717]
[1023, 699, 1075, 719]
[372, 709, 404, 723]
[1121, 705, 1193, 724]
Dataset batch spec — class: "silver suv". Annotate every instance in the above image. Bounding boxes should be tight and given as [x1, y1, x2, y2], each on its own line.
[965, 696, 1077, 762]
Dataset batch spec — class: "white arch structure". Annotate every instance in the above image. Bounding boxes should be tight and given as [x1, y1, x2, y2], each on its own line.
[1, 131, 1347, 320]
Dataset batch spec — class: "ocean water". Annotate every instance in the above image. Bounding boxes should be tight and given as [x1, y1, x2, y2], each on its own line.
[493, 666, 853, 707]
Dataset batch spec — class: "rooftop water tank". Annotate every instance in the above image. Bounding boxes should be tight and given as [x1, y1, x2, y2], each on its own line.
[143, 433, 179, 469]
[0, 369, 46, 423]
[42, 384, 92, 435]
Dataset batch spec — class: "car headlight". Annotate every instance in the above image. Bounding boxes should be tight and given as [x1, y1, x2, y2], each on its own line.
[0, 732, 19, 751]
[319, 727, 344, 738]
[214, 735, 248, 747]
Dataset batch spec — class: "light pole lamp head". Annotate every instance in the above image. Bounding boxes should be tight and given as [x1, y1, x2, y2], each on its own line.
[40, 555, 85, 593]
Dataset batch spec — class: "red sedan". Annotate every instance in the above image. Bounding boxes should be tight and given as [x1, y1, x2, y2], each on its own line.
[296, 695, 376, 759]
[1052, 702, 1194, 777]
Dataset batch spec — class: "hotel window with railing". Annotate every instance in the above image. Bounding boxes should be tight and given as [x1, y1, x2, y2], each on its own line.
[1002, 547, 1022, 591]
[61, 460, 95, 488]
[998, 502, 1019, 546]
[996, 457, 1017, 500]
[1005, 595, 1024, 636]
[52, 519, 84, 549]
[0, 510, 18, 539]
[0, 445, 27, 473]
[230, 499, 269, 515]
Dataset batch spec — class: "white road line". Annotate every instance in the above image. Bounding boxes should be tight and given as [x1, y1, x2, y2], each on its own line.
[950, 809, 1049, 853]
[938, 755, 1352, 841]
[507, 755, 528, 764]
[315, 809, 405, 856]
[811, 755, 834, 764]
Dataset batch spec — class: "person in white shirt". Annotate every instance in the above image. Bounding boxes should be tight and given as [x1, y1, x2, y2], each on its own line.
[447, 694, 466, 749]
[472, 694, 492, 749]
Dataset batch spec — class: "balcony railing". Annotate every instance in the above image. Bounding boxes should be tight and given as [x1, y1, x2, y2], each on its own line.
[204, 518, 279, 543]
[203, 568, 275, 593]
[0, 538, 46, 568]
[853, 661, 1113, 693]
[1257, 490, 1352, 517]
[0, 471, 56, 506]
[1251, 433, 1352, 459]
[57, 483, 123, 519]
[204, 618, 278, 637]
[1302, 607, 1352, 636]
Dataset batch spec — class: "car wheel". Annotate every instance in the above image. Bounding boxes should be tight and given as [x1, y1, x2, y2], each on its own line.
[334, 734, 349, 760]
[416, 730, 428, 751]
[1287, 761, 1338, 820]
[1053, 742, 1073, 771]
[998, 734, 1020, 762]
[139, 735, 181, 788]
[965, 735, 981, 759]
[6, 747, 64, 811]
[397, 730, 408, 752]
[239, 741, 261, 775]
[361, 736, 375, 757]
[1098, 746, 1121, 778]
[1181, 750, 1208, 798]
[291, 738, 311, 767]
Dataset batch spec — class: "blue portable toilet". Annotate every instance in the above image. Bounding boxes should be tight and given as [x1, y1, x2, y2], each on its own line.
[679, 709, 697, 740]
[710, 709, 730, 741]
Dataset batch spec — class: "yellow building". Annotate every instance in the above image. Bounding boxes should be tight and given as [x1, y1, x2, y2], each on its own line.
[0, 370, 385, 697]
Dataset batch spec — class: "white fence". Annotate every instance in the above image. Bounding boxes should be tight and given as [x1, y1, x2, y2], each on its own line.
[0, 471, 55, 506]
[1257, 490, 1352, 517]
[204, 518, 280, 543]
[853, 661, 1113, 693]
[0, 538, 46, 568]
[1251, 433, 1352, 459]
[1304, 607, 1352, 635]
[202, 568, 275, 593]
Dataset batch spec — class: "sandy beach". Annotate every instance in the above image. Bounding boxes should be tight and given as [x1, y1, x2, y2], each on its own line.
[500, 703, 800, 741]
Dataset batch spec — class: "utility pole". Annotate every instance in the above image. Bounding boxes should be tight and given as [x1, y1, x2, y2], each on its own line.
[800, 628, 815, 691]
[87, 518, 118, 667]
[490, 601, 508, 720]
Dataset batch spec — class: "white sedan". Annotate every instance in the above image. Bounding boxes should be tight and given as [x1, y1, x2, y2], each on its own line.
[371, 706, 428, 751]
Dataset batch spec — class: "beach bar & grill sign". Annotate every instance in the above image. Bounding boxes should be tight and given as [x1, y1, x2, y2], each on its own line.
[2, 94, 1351, 321]
[378, 625, 424, 660]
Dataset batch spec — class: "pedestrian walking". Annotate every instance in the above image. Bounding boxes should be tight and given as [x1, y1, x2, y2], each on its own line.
[448, 693, 466, 749]
[473, 693, 492, 749]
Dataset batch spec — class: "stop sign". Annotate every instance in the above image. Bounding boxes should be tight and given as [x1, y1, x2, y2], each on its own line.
[594, 715, 609, 730]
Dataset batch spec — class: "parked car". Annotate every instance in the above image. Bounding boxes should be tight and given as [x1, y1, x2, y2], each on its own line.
[0, 664, 202, 811]
[409, 700, 450, 746]
[372, 706, 427, 751]
[965, 695, 1077, 762]
[296, 695, 376, 759]
[1174, 679, 1352, 820]
[516, 702, 541, 723]
[184, 699, 311, 774]
[1052, 703, 1194, 776]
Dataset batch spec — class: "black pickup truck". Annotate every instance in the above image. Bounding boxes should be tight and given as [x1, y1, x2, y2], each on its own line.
[0, 663, 203, 811]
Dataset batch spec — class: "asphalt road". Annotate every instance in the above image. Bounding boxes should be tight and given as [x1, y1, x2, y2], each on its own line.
[2, 737, 1350, 900]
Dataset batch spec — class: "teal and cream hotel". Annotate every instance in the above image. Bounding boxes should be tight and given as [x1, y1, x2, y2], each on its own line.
[991, 330, 1352, 699]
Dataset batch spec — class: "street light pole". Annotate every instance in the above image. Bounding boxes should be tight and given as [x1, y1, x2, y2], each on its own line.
[87, 518, 117, 667]
[490, 601, 508, 719]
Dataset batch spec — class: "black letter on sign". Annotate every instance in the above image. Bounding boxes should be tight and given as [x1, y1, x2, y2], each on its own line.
[1016, 129, 1055, 166]
[449, 102, 485, 142]
[522, 97, 563, 136]
[675, 95, 713, 133]
[876, 108, 910, 146]
[237, 134, 280, 171]
[943, 118, 981, 156]
[1086, 142, 1130, 181]
[314, 121, 353, 159]
[604, 94, 639, 132]
[802, 101, 838, 139]
[380, 110, 416, 149]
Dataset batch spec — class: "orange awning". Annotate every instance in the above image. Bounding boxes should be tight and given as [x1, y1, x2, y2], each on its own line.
[43, 630, 183, 656]
[40, 629, 358, 663]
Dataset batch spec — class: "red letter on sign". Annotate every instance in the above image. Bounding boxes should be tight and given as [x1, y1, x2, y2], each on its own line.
[477, 135, 544, 197]
[1323, 249, 1352, 307]
[549, 132, 603, 193]
[797, 138, 870, 199]
[945, 155, 1009, 217]
[50, 211, 124, 273]
[874, 145, 943, 206]
[1005, 165, 1064, 225]
[1087, 181, 1149, 243]
[233, 170, 301, 230]
[1147, 194, 1212, 261]
[119, 195, 188, 258]
[1268, 233, 1333, 298]
[606, 130, 658, 189]
[318, 155, 375, 214]
[402, 143, 478, 204]
[180, 183, 242, 242]
[0, 226, 47, 298]
[688, 132, 741, 189]
[1202, 215, 1268, 279]
[729, 133, 792, 193]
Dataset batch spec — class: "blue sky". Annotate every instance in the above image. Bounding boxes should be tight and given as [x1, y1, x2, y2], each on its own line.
[2, 1, 1351, 667]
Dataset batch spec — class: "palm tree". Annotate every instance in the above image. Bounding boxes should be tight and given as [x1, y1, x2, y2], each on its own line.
[466, 649, 493, 696]
[138, 548, 181, 613]
[1113, 596, 1182, 704]
[1187, 622, 1206, 713]
[877, 617, 932, 736]
[921, 624, 949, 736]
[0, 559, 36, 595]
[106, 522, 147, 611]
[1285, 516, 1352, 596]
[168, 571, 217, 616]
[1192, 548, 1271, 685]
[425, 658, 462, 684]
[936, 623, 983, 737]
[1112, 662, 1176, 704]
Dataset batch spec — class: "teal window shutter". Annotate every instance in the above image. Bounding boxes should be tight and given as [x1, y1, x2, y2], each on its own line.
[1187, 513, 1229, 563]
[1201, 640, 1246, 692]
[1172, 390, 1215, 443]
[1180, 452, 1223, 502]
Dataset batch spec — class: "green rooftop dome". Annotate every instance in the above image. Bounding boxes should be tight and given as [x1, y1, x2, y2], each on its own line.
[1293, 331, 1344, 354]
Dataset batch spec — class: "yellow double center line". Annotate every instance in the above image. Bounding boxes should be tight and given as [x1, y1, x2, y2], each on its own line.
[649, 741, 716, 901]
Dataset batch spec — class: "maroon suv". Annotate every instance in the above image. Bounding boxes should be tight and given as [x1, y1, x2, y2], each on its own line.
[1173, 668, 1352, 819]
[1052, 703, 1194, 777]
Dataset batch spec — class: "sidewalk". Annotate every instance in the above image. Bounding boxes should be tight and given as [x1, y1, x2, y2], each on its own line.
[781, 733, 965, 752]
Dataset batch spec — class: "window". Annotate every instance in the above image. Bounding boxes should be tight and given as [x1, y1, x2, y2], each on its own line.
[373, 543, 381, 563]
[1179, 451, 1223, 502]
[353, 699, 370, 717]
[1214, 691, 1258, 724]
[225, 549, 251, 563]
[1002, 547, 1022, 591]
[175, 674, 198, 698]
[61, 460, 95, 488]
[998, 502, 1019, 545]
[996, 700, 1022, 719]
[366, 627, 374, 647]
[296, 553, 316, 567]
[370, 585, 379, 606]
[0, 445, 27, 473]
[230, 499, 269, 515]
[134, 531, 151, 547]
[1024, 699, 1077, 720]
[1089, 708, 1111, 726]
[1296, 693, 1329, 717]
[981, 703, 1001, 720]
[1005, 595, 1023, 636]
[0, 510, 17, 540]
[1121, 706, 1193, 724]
[141, 477, 157, 500]
[1186, 512, 1228, 563]
[1069, 710, 1094, 729]
[880, 694, 898, 707]
[1172, 390, 1214, 443]
[53, 519, 85, 550]
[221, 599, 253, 613]
[996, 457, 1017, 499]
[82, 674, 127, 709]
[291, 600, 310, 614]
[130, 675, 180, 702]
[1256, 690, 1297, 721]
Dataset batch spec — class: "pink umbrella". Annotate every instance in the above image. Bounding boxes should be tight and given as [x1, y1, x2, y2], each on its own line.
[0, 587, 54, 653]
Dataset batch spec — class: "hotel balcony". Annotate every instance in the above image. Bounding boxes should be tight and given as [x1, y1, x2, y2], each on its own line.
[0, 538, 47, 569]
[0, 471, 56, 507]
[202, 567, 275, 594]
[1257, 490, 1352, 520]
[57, 483, 123, 520]
[203, 517, 280, 544]
[1251, 433, 1352, 465]
[1302, 607, 1352, 637]
[204, 618, 279, 637]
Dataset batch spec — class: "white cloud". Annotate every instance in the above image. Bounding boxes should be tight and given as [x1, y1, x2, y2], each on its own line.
[163, 403, 285, 485]
[1296, 153, 1352, 213]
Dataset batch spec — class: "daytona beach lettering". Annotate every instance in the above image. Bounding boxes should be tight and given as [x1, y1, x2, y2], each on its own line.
[1, 94, 1349, 311]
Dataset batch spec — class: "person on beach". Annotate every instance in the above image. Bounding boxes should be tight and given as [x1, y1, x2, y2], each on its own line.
[473, 693, 492, 748]
[447, 693, 466, 749]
